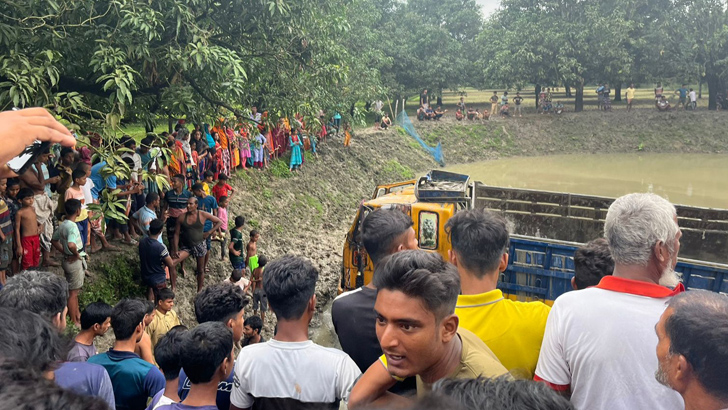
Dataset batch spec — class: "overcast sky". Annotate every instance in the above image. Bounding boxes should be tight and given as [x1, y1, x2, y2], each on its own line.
[476, 0, 501, 16]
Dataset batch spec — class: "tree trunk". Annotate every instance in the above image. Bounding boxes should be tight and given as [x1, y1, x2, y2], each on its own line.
[575, 82, 584, 112]
[698, 78, 703, 99]
[535, 84, 541, 109]
[145, 121, 154, 133]
[565, 85, 572, 98]
[706, 73, 725, 110]
[436, 86, 443, 106]
[614, 84, 622, 102]
[168, 116, 174, 133]
[349, 103, 355, 117]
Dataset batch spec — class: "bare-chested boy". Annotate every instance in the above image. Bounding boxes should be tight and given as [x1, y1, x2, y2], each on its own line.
[245, 229, 260, 272]
[250, 255, 268, 323]
[15, 188, 41, 270]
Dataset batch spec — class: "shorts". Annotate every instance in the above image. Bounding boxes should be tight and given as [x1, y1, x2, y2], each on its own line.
[514, 105, 522, 113]
[166, 217, 178, 238]
[146, 281, 168, 301]
[21, 235, 41, 270]
[231, 261, 245, 271]
[180, 241, 207, 259]
[0, 236, 12, 270]
[680, 97, 687, 105]
[107, 218, 129, 234]
[62, 257, 87, 290]
[205, 235, 212, 251]
[253, 288, 268, 312]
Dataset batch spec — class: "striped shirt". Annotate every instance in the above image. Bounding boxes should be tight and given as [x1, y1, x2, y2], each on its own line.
[0, 199, 12, 236]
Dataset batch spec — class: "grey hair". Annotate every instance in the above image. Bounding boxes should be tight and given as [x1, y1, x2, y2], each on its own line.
[604, 193, 678, 266]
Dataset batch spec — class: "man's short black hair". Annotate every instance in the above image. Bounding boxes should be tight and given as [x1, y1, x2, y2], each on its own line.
[0, 270, 68, 322]
[373, 250, 460, 320]
[149, 218, 165, 236]
[180, 322, 233, 384]
[234, 216, 245, 228]
[432, 376, 575, 410]
[194, 283, 247, 324]
[121, 135, 135, 149]
[445, 209, 509, 277]
[80, 301, 112, 330]
[72, 168, 86, 181]
[361, 208, 414, 267]
[263, 255, 318, 320]
[143, 299, 155, 315]
[64, 198, 82, 217]
[172, 174, 185, 184]
[191, 183, 204, 192]
[17, 187, 34, 201]
[666, 291, 728, 401]
[0, 308, 66, 373]
[6, 179, 19, 188]
[573, 238, 614, 289]
[250, 229, 259, 238]
[110, 298, 147, 341]
[157, 288, 175, 303]
[244, 315, 263, 334]
[0, 358, 108, 410]
[141, 136, 154, 148]
[146, 192, 160, 205]
[154, 325, 188, 381]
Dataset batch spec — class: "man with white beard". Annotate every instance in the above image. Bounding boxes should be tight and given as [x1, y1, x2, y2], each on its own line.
[535, 193, 685, 410]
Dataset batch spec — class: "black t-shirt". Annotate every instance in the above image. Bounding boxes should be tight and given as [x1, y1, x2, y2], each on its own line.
[513, 96, 523, 105]
[331, 287, 416, 394]
[139, 237, 169, 286]
[241, 335, 266, 347]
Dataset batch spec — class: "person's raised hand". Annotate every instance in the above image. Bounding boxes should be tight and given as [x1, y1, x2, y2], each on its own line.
[0, 108, 75, 165]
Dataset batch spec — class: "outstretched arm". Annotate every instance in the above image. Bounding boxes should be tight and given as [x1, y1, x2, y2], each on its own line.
[348, 359, 403, 409]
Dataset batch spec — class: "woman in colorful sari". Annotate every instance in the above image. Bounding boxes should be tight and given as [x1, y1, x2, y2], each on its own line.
[289, 132, 303, 171]
[226, 127, 240, 169]
[213, 122, 230, 177]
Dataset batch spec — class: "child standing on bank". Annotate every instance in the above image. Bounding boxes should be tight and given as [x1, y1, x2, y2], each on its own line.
[216, 196, 229, 260]
[202, 171, 214, 197]
[246, 229, 260, 273]
[211, 174, 235, 203]
[51, 199, 86, 327]
[65, 169, 90, 252]
[15, 188, 40, 270]
[228, 216, 246, 272]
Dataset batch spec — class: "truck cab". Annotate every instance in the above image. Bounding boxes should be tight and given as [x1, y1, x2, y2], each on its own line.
[341, 171, 471, 291]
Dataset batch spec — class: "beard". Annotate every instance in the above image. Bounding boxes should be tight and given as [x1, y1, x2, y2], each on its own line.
[655, 353, 673, 388]
[659, 266, 682, 289]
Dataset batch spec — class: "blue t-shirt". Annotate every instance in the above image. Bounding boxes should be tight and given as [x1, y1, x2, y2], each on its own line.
[178, 366, 234, 410]
[90, 161, 118, 200]
[133, 206, 162, 244]
[88, 350, 165, 410]
[677, 87, 689, 99]
[196, 195, 218, 232]
[55, 361, 117, 410]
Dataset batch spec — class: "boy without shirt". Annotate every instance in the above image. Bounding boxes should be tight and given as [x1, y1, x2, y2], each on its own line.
[15, 187, 41, 270]
[348, 250, 509, 408]
[69, 302, 112, 362]
[250, 255, 268, 323]
[245, 229, 260, 272]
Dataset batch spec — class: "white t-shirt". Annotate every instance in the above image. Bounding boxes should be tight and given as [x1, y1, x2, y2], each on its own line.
[535, 276, 684, 410]
[81, 179, 94, 204]
[230, 339, 361, 409]
[689, 91, 697, 102]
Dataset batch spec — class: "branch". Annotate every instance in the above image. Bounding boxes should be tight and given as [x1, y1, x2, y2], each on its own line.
[183, 73, 245, 119]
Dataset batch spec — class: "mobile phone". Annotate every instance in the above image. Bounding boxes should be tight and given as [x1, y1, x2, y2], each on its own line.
[7, 141, 51, 175]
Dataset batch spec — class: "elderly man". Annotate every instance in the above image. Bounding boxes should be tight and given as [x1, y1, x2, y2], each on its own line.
[535, 193, 684, 410]
[656, 290, 728, 410]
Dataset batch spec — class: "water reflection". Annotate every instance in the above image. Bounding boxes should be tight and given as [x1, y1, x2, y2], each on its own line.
[447, 153, 728, 209]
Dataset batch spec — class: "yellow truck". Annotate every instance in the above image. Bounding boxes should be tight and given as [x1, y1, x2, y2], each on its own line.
[341, 170, 728, 304]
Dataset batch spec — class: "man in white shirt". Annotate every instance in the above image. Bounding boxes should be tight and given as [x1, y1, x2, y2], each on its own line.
[655, 290, 728, 410]
[535, 192, 685, 410]
[230, 256, 360, 410]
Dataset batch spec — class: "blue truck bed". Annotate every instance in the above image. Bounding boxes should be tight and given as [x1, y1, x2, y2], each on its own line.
[499, 235, 728, 305]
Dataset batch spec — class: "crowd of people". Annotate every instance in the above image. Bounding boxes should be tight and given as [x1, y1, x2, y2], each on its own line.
[0, 108, 727, 410]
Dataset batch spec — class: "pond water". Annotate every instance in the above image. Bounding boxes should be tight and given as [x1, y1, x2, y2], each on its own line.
[446, 153, 728, 209]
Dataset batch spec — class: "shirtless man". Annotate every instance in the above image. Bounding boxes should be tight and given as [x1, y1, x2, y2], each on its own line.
[15, 188, 41, 270]
[245, 230, 260, 272]
[18, 147, 60, 267]
[250, 255, 268, 323]
[171, 197, 222, 292]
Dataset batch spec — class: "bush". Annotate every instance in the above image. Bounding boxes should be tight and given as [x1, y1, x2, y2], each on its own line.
[270, 158, 293, 178]
[79, 256, 145, 308]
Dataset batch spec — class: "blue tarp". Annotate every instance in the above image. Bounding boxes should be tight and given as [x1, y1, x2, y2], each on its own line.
[395, 111, 445, 166]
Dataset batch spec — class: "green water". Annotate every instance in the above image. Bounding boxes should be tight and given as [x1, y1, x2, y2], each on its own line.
[446, 153, 728, 209]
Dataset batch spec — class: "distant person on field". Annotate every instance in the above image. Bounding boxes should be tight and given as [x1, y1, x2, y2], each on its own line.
[655, 82, 664, 101]
[177, 283, 248, 410]
[148, 326, 188, 410]
[251, 255, 268, 323]
[381, 113, 392, 129]
[675, 84, 689, 109]
[513, 92, 524, 117]
[572, 238, 614, 290]
[446, 209, 550, 379]
[535, 193, 684, 410]
[242, 315, 265, 347]
[146, 288, 182, 348]
[347, 251, 509, 408]
[658, 95, 671, 111]
[175, 322, 234, 410]
[434, 106, 447, 120]
[456, 108, 464, 121]
[0, 271, 116, 408]
[89, 298, 165, 410]
[69, 301, 112, 362]
[689, 88, 697, 110]
[625, 83, 636, 111]
[655, 290, 728, 410]
[490, 92, 499, 116]
[229, 255, 361, 410]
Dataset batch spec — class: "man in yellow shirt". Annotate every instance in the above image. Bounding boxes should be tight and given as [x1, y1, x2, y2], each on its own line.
[626, 83, 636, 111]
[348, 251, 509, 408]
[446, 209, 550, 379]
[146, 288, 182, 348]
